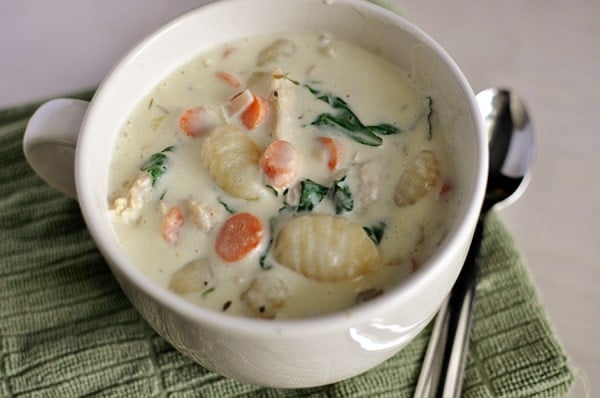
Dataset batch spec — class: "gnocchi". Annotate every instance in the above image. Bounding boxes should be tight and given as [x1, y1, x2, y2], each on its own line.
[201, 125, 264, 200]
[273, 214, 380, 282]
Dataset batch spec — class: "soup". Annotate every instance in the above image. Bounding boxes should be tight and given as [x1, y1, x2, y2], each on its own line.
[108, 32, 459, 319]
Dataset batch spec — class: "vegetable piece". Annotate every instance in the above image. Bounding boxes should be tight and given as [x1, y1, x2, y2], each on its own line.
[169, 258, 213, 294]
[178, 106, 217, 137]
[306, 85, 400, 146]
[363, 221, 386, 245]
[316, 136, 344, 172]
[140, 146, 174, 186]
[331, 176, 354, 214]
[393, 150, 440, 207]
[260, 140, 300, 189]
[296, 179, 329, 212]
[215, 213, 264, 262]
[286, 178, 354, 214]
[201, 125, 264, 200]
[215, 70, 241, 88]
[162, 205, 184, 244]
[273, 214, 380, 282]
[242, 272, 289, 319]
[241, 94, 269, 130]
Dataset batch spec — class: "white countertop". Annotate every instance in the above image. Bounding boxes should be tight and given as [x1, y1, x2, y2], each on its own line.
[1, 0, 596, 395]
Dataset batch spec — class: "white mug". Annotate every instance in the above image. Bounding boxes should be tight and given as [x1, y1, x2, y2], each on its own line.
[23, 0, 487, 388]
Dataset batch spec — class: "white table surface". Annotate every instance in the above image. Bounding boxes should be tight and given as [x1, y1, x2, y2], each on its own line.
[1, 0, 596, 395]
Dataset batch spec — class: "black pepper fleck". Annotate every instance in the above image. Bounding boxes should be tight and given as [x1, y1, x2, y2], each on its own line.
[222, 300, 232, 312]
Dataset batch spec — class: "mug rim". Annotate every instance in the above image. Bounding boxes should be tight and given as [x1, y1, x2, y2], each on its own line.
[75, 0, 487, 338]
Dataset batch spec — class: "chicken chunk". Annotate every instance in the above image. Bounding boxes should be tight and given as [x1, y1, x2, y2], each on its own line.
[187, 200, 221, 234]
[110, 173, 153, 224]
[269, 69, 297, 140]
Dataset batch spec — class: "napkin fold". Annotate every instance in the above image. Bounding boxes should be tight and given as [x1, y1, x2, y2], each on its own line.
[0, 92, 573, 397]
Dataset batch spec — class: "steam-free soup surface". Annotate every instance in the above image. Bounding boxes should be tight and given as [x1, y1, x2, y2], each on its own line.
[109, 32, 458, 319]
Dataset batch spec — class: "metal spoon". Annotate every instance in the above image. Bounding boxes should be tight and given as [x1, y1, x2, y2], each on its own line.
[413, 88, 534, 398]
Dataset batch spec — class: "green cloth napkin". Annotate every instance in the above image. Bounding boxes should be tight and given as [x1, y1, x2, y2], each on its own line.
[0, 92, 573, 397]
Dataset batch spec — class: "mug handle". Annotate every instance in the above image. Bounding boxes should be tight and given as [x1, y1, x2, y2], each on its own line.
[23, 99, 89, 199]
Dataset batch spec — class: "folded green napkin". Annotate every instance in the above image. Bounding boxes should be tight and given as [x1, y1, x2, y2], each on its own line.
[0, 92, 573, 397]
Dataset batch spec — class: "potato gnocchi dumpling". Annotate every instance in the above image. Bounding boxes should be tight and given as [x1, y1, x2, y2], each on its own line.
[273, 214, 381, 282]
[201, 125, 264, 200]
[241, 272, 290, 319]
[394, 150, 440, 207]
[169, 258, 214, 295]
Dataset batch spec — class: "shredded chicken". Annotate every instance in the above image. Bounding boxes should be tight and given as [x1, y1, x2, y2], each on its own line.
[269, 68, 297, 140]
[110, 173, 152, 224]
[347, 161, 382, 210]
[188, 200, 221, 234]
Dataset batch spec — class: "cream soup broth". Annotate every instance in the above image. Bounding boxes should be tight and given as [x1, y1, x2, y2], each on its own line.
[108, 32, 459, 319]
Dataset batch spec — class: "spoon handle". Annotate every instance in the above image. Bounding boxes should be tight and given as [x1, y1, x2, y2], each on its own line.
[413, 218, 484, 398]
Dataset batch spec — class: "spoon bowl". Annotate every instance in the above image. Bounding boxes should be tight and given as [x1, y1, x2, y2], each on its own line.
[478, 88, 534, 211]
[413, 88, 535, 398]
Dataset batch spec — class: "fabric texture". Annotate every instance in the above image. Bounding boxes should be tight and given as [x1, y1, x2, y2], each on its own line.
[0, 92, 573, 397]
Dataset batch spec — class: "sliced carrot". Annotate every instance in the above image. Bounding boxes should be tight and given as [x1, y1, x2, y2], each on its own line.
[260, 140, 300, 189]
[316, 136, 344, 172]
[215, 213, 264, 262]
[162, 205, 184, 244]
[179, 106, 215, 137]
[241, 94, 269, 130]
[216, 70, 241, 88]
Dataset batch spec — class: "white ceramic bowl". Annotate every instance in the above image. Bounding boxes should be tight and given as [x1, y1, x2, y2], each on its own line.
[23, 0, 487, 388]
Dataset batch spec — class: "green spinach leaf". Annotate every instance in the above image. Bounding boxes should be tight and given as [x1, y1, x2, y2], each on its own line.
[332, 176, 354, 214]
[140, 145, 174, 186]
[305, 84, 400, 146]
[364, 221, 386, 244]
[297, 179, 329, 212]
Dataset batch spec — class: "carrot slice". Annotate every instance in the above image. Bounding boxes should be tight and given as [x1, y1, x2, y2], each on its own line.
[179, 106, 215, 137]
[215, 213, 264, 262]
[216, 70, 241, 88]
[260, 140, 300, 189]
[162, 206, 184, 244]
[241, 95, 268, 130]
[316, 136, 344, 172]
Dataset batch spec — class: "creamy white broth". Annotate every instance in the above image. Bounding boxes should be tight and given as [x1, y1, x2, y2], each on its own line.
[108, 32, 458, 319]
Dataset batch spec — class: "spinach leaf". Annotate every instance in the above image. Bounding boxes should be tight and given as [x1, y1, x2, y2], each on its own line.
[305, 84, 400, 146]
[297, 179, 329, 212]
[287, 177, 354, 214]
[364, 221, 386, 244]
[259, 218, 276, 270]
[140, 145, 174, 186]
[332, 176, 354, 214]
[218, 197, 236, 214]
